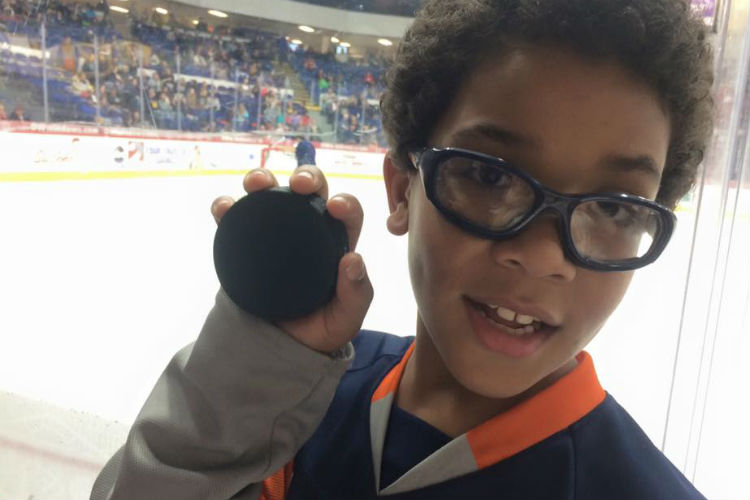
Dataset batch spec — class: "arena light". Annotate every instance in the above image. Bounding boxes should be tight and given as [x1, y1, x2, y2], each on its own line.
[208, 9, 228, 18]
[109, 5, 129, 13]
[330, 36, 340, 43]
[291, 39, 303, 45]
[298, 25, 315, 33]
[192, 19, 199, 25]
[377, 38, 393, 47]
[154, 7, 168, 15]
[339, 41, 351, 48]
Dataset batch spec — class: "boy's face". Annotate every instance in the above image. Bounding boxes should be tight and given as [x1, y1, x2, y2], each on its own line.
[385, 46, 670, 398]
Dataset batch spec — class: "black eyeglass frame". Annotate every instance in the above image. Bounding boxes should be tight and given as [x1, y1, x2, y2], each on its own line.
[409, 147, 677, 272]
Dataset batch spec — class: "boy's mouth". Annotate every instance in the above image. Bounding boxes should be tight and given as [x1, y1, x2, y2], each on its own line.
[464, 297, 560, 358]
[465, 297, 559, 336]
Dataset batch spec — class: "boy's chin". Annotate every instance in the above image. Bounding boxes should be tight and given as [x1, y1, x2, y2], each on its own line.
[447, 350, 578, 402]
[455, 367, 544, 400]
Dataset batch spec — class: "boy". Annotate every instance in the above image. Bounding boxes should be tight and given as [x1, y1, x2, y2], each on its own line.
[92, 0, 713, 498]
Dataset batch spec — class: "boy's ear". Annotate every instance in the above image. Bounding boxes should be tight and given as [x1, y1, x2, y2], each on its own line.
[383, 153, 413, 236]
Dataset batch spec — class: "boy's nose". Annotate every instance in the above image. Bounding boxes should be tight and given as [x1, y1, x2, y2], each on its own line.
[489, 212, 577, 282]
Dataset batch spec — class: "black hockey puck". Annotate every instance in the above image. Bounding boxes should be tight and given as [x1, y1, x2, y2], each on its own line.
[213, 187, 349, 321]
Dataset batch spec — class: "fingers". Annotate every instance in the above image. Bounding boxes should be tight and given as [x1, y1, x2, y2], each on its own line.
[211, 196, 234, 224]
[326, 194, 364, 251]
[230, 166, 364, 252]
[289, 166, 362, 250]
[324, 252, 374, 345]
[243, 168, 278, 194]
[289, 164, 329, 200]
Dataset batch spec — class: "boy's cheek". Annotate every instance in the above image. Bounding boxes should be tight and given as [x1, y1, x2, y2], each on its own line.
[407, 202, 475, 294]
[566, 270, 634, 340]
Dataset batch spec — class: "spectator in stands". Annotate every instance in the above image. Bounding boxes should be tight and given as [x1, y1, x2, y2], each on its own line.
[207, 90, 220, 112]
[147, 87, 158, 111]
[0, 102, 7, 120]
[106, 84, 121, 107]
[71, 72, 94, 98]
[97, 92, 110, 121]
[79, 52, 96, 80]
[232, 102, 249, 130]
[198, 84, 209, 109]
[9, 104, 27, 121]
[98, 51, 111, 78]
[263, 99, 280, 128]
[158, 92, 172, 112]
[323, 89, 337, 126]
[59, 36, 77, 74]
[348, 113, 360, 143]
[108, 64, 123, 86]
[318, 70, 330, 94]
[191, 49, 206, 67]
[186, 87, 199, 112]
[120, 76, 139, 111]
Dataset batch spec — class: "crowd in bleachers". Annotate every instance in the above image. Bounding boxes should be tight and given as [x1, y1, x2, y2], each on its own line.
[293, 49, 387, 145]
[0, 0, 391, 145]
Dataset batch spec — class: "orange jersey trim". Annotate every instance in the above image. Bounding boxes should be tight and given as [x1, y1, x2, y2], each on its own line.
[260, 461, 294, 500]
[371, 340, 416, 402]
[370, 343, 605, 471]
[467, 351, 606, 468]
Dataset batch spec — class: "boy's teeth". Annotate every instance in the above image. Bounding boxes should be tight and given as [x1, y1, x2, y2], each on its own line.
[480, 309, 538, 336]
[482, 302, 542, 326]
[496, 306, 516, 322]
[516, 314, 535, 325]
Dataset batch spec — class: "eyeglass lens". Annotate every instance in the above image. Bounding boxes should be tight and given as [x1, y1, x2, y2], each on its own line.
[433, 156, 661, 263]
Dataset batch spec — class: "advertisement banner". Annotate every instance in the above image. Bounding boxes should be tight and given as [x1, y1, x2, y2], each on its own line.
[0, 123, 388, 179]
[0, 131, 266, 174]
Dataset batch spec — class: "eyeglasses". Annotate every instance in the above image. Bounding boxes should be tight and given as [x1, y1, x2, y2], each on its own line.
[408, 147, 676, 272]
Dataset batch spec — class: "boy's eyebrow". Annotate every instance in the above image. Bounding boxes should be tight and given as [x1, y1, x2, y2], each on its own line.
[450, 123, 542, 149]
[599, 154, 662, 180]
[451, 123, 662, 179]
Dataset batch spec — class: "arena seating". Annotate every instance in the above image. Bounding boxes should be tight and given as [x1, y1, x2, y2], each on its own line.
[0, 0, 389, 144]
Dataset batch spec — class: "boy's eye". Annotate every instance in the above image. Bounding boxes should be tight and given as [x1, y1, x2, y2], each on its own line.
[587, 200, 642, 227]
[595, 201, 623, 217]
[466, 162, 511, 187]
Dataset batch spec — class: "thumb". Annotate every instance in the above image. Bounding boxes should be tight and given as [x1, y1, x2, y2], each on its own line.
[277, 252, 373, 354]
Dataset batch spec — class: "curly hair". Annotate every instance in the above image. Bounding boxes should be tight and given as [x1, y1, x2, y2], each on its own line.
[380, 0, 714, 208]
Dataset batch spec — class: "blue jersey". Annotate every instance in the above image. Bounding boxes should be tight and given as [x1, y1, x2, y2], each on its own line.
[264, 330, 704, 499]
[295, 140, 316, 166]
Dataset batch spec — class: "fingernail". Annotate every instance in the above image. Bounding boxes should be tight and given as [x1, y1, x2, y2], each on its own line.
[296, 171, 314, 182]
[345, 257, 366, 281]
[330, 195, 349, 209]
[249, 170, 267, 182]
[212, 197, 229, 211]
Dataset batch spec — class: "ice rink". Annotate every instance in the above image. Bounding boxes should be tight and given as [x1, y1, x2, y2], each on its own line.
[0, 164, 748, 499]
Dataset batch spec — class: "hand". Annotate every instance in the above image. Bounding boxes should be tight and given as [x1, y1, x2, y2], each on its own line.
[211, 166, 374, 354]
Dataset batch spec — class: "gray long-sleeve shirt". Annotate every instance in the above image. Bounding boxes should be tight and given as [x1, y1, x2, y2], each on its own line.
[90, 289, 354, 500]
